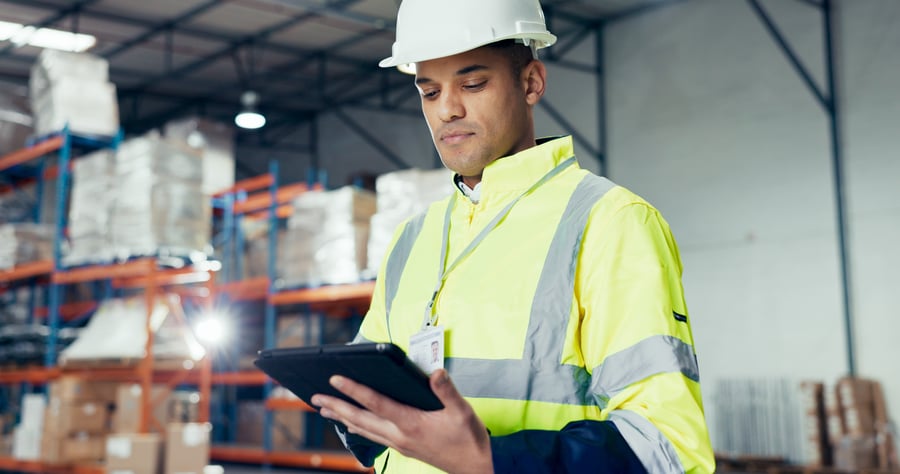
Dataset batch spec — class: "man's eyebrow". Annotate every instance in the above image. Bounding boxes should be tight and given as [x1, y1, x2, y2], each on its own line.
[415, 64, 490, 86]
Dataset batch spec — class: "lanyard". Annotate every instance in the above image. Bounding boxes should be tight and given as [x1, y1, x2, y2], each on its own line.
[421, 157, 576, 329]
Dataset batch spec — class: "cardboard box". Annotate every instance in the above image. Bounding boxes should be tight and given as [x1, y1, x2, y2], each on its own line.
[45, 400, 109, 435]
[836, 377, 876, 436]
[833, 435, 878, 470]
[165, 423, 211, 474]
[106, 433, 162, 474]
[63, 434, 105, 463]
[40, 434, 64, 464]
[235, 401, 304, 451]
[113, 383, 172, 433]
[798, 381, 830, 467]
[50, 376, 117, 402]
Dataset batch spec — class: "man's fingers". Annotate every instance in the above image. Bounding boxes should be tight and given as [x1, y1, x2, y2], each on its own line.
[429, 369, 467, 411]
[330, 375, 406, 417]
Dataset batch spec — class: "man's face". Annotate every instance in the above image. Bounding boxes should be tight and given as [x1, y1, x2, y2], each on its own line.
[415, 46, 535, 180]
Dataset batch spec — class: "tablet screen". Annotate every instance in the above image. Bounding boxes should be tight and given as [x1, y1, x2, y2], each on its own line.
[254, 342, 444, 411]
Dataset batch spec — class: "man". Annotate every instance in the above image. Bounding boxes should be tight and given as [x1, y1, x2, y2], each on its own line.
[310, 0, 715, 472]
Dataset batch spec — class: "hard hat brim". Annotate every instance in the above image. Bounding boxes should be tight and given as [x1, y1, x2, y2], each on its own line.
[378, 32, 557, 69]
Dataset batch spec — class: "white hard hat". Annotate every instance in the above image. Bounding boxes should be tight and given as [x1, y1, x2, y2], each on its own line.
[379, 0, 557, 68]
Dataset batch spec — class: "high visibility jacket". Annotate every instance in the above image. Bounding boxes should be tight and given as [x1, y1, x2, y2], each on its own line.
[343, 136, 715, 473]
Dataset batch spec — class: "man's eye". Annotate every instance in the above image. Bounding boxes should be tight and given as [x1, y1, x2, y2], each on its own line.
[463, 81, 487, 91]
[422, 90, 439, 99]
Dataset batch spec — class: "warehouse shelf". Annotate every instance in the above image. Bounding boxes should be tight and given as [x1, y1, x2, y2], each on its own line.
[33, 301, 98, 321]
[0, 260, 54, 285]
[0, 135, 65, 172]
[0, 456, 104, 474]
[265, 398, 314, 412]
[209, 446, 369, 472]
[270, 281, 375, 309]
[210, 370, 268, 386]
[215, 276, 269, 302]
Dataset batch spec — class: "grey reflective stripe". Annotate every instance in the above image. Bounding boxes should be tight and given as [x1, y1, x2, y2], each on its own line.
[591, 335, 700, 405]
[524, 174, 615, 361]
[382, 212, 428, 343]
[446, 358, 593, 405]
[609, 409, 685, 474]
[449, 174, 614, 405]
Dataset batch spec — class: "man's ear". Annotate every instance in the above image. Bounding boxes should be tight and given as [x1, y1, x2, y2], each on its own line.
[523, 60, 547, 106]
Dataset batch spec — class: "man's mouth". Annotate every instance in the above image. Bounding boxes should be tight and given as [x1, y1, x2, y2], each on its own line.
[440, 131, 474, 144]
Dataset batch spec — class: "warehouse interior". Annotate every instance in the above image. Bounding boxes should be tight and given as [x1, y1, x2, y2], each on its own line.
[1, 0, 899, 473]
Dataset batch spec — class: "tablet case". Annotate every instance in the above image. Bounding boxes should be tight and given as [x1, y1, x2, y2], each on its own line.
[254, 342, 444, 411]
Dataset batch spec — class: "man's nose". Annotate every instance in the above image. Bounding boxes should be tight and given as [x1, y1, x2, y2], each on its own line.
[438, 90, 465, 122]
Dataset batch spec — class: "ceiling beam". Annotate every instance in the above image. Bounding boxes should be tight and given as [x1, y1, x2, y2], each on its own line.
[101, 0, 221, 59]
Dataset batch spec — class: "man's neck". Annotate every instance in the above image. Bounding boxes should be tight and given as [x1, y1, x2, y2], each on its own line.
[461, 175, 482, 188]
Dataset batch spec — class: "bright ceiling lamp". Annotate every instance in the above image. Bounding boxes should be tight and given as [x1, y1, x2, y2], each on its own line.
[0, 20, 96, 52]
[234, 91, 266, 130]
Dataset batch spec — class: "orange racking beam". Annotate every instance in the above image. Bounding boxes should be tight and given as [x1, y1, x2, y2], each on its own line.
[52, 258, 156, 284]
[212, 173, 274, 198]
[0, 367, 60, 384]
[232, 182, 309, 215]
[0, 260, 54, 284]
[209, 446, 370, 472]
[269, 281, 376, 307]
[265, 398, 314, 412]
[33, 301, 99, 321]
[0, 135, 64, 172]
[216, 276, 269, 302]
[210, 371, 268, 385]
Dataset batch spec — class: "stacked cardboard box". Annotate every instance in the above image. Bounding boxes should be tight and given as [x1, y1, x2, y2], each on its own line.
[164, 423, 211, 474]
[106, 433, 162, 474]
[798, 381, 830, 467]
[235, 401, 304, 452]
[28, 49, 119, 137]
[278, 186, 376, 288]
[827, 377, 899, 471]
[42, 376, 116, 464]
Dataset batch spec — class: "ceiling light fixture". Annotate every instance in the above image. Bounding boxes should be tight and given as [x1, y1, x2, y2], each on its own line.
[234, 91, 266, 130]
[0, 20, 96, 52]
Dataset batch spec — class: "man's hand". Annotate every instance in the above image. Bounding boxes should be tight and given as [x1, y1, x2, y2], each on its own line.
[310, 369, 493, 474]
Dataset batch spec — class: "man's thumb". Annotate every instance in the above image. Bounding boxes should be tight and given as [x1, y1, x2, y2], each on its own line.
[430, 369, 461, 407]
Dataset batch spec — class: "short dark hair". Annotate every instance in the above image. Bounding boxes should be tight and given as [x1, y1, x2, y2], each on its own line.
[487, 39, 535, 79]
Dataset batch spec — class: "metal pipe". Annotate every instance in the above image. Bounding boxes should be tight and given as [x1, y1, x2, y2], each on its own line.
[822, 0, 855, 376]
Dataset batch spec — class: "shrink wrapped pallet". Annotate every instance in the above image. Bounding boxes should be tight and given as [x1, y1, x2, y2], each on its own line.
[109, 133, 210, 260]
[0, 86, 32, 156]
[65, 149, 115, 266]
[28, 50, 118, 137]
[277, 186, 375, 288]
[366, 168, 453, 274]
[164, 117, 235, 195]
[0, 223, 53, 269]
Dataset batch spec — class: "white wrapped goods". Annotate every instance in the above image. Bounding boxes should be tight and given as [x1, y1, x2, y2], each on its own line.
[277, 186, 375, 288]
[0, 223, 54, 269]
[164, 117, 236, 195]
[65, 150, 115, 266]
[366, 168, 453, 274]
[28, 50, 117, 137]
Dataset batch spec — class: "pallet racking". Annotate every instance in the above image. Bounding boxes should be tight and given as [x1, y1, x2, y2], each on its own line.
[0, 129, 215, 472]
[207, 162, 371, 472]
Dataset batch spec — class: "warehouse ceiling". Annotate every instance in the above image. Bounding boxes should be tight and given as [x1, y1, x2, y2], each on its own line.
[0, 0, 681, 147]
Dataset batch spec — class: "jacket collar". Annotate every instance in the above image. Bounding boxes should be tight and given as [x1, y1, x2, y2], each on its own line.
[452, 135, 575, 198]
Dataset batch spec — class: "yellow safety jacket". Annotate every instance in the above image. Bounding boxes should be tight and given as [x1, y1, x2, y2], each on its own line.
[348, 136, 714, 473]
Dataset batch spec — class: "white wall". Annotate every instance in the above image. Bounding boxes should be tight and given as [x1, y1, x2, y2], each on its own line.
[604, 0, 900, 450]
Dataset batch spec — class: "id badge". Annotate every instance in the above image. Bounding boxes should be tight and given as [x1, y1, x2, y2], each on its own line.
[409, 325, 445, 374]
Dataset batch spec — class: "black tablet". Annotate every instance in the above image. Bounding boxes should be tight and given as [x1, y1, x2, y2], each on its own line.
[254, 342, 444, 411]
